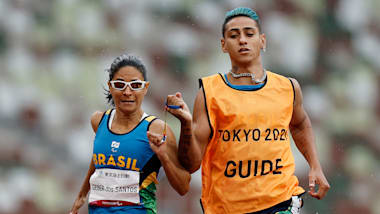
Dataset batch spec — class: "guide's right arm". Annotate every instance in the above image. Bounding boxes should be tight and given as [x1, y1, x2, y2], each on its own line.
[166, 90, 211, 174]
[69, 111, 102, 214]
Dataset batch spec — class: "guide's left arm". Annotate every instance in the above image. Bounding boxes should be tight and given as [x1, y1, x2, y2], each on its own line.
[289, 78, 330, 200]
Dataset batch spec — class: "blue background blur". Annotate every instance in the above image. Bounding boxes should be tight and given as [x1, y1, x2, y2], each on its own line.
[0, 0, 379, 213]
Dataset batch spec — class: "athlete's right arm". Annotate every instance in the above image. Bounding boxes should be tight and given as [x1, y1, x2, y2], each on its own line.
[167, 90, 211, 173]
[70, 111, 102, 214]
[70, 160, 95, 214]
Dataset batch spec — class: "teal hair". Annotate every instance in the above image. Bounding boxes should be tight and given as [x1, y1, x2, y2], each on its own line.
[225, 7, 259, 22]
[222, 7, 261, 37]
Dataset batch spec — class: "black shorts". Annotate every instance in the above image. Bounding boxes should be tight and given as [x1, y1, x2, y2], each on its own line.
[200, 194, 303, 214]
[246, 195, 304, 214]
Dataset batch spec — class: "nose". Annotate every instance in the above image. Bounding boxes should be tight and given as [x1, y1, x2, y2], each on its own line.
[122, 85, 133, 95]
[239, 35, 248, 45]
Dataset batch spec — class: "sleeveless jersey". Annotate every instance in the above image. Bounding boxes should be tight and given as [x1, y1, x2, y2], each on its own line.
[200, 71, 305, 214]
[89, 109, 161, 214]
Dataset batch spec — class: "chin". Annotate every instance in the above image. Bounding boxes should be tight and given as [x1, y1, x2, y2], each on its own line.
[237, 58, 255, 65]
[120, 108, 137, 115]
[232, 54, 255, 64]
[117, 103, 137, 113]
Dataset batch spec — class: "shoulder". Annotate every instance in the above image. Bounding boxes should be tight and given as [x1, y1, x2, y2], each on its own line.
[91, 111, 105, 133]
[288, 77, 302, 93]
[201, 73, 221, 79]
[199, 73, 225, 91]
[266, 71, 296, 93]
[199, 73, 222, 83]
[147, 117, 165, 133]
[267, 71, 290, 82]
[287, 78, 304, 106]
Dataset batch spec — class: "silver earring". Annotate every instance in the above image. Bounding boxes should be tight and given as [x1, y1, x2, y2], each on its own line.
[263, 47, 266, 52]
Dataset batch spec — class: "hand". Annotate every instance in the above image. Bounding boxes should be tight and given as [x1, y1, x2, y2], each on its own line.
[147, 131, 168, 160]
[308, 167, 330, 199]
[166, 92, 192, 123]
[70, 196, 86, 214]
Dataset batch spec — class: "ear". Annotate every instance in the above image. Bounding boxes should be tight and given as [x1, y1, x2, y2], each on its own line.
[107, 81, 111, 89]
[144, 81, 150, 95]
[221, 38, 227, 53]
[260, 33, 267, 50]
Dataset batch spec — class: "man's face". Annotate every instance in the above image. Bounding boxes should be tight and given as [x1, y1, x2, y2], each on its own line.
[221, 16, 266, 65]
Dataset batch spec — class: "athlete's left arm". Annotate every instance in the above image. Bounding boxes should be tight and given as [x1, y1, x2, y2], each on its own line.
[289, 78, 330, 200]
[147, 120, 191, 196]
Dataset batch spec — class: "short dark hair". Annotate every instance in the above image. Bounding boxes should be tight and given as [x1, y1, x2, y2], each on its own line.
[222, 7, 261, 37]
[222, 15, 261, 37]
[105, 54, 147, 106]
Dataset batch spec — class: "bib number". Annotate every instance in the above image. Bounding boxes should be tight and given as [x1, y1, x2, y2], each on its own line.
[89, 168, 140, 204]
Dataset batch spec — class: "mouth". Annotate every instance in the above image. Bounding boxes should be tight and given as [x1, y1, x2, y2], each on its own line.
[239, 48, 250, 53]
[121, 100, 135, 103]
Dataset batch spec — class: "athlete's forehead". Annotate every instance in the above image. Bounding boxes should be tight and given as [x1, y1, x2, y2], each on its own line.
[113, 66, 145, 81]
[225, 16, 259, 32]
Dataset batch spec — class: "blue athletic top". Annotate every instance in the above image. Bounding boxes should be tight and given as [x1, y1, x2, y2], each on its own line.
[89, 109, 161, 214]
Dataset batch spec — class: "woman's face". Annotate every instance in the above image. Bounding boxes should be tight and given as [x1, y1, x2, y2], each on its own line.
[108, 66, 149, 114]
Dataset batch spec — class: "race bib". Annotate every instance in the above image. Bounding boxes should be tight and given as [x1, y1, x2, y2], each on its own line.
[88, 168, 140, 204]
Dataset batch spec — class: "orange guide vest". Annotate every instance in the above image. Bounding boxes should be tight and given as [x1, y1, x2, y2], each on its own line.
[200, 71, 305, 213]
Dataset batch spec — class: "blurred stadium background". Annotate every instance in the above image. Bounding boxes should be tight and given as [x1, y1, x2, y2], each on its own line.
[0, 0, 379, 213]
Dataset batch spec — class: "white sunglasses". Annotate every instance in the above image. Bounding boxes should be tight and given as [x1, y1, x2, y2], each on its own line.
[110, 80, 146, 91]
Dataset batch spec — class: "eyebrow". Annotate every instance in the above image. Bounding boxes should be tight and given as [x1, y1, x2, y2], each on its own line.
[228, 27, 256, 32]
[115, 78, 141, 81]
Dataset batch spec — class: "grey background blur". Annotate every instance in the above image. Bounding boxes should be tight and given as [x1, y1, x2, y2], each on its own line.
[0, 0, 379, 213]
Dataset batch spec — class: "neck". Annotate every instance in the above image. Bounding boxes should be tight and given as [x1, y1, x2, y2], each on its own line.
[230, 64, 266, 84]
[114, 108, 143, 127]
[231, 65, 264, 77]
[230, 55, 264, 77]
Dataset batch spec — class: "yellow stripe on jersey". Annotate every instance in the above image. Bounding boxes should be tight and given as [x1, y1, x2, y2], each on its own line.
[140, 172, 158, 190]
[105, 109, 112, 115]
[144, 115, 156, 122]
